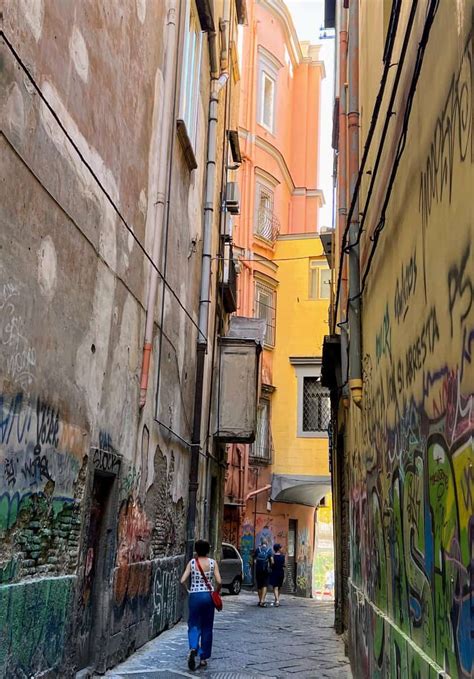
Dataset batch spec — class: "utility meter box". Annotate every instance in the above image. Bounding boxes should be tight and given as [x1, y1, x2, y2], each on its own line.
[214, 319, 264, 443]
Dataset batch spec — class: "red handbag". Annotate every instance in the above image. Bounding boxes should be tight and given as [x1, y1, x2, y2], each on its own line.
[196, 558, 223, 611]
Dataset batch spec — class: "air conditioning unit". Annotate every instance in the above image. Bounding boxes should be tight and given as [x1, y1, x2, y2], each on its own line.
[225, 182, 240, 215]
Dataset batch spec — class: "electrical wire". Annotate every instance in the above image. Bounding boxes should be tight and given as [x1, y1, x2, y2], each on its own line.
[347, 0, 419, 252]
[340, 0, 441, 387]
[358, 0, 440, 298]
[0, 29, 205, 343]
[332, 0, 401, 331]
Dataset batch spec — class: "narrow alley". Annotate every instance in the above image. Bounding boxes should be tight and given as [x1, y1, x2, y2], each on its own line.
[103, 592, 351, 679]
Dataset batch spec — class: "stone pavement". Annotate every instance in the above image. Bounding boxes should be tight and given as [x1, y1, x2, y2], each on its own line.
[102, 591, 352, 679]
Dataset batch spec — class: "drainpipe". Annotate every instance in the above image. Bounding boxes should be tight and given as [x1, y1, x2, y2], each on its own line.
[240, 445, 249, 522]
[347, 0, 362, 407]
[245, 484, 271, 503]
[186, 71, 229, 564]
[139, 5, 177, 409]
[337, 12, 350, 407]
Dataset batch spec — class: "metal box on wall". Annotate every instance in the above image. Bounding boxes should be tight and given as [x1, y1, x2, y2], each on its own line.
[214, 319, 264, 443]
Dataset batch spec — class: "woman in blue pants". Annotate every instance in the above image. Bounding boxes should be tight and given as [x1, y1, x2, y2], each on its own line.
[181, 540, 222, 670]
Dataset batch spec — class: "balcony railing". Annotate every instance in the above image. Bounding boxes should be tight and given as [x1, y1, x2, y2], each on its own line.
[256, 206, 280, 244]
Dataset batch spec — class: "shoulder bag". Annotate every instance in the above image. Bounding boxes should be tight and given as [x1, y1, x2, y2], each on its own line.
[196, 558, 223, 611]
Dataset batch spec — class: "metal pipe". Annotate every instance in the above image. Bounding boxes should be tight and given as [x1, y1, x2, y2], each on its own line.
[139, 5, 177, 408]
[347, 0, 362, 407]
[245, 484, 271, 503]
[337, 13, 349, 403]
[186, 71, 229, 563]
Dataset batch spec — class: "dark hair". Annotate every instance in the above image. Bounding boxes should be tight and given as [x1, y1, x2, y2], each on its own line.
[273, 543, 281, 552]
[195, 539, 210, 557]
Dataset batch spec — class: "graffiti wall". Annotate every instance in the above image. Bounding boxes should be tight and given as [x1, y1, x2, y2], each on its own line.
[0, 575, 74, 677]
[347, 10, 473, 679]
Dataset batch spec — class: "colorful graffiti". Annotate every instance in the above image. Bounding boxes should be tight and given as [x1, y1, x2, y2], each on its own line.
[240, 523, 254, 585]
[347, 23, 473, 677]
[117, 497, 152, 566]
[0, 575, 74, 676]
[111, 556, 184, 638]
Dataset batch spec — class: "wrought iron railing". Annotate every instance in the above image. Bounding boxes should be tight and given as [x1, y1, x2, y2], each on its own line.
[256, 206, 280, 243]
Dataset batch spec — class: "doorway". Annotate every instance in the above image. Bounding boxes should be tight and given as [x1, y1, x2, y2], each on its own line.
[77, 473, 115, 670]
[284, 519, 297, 593]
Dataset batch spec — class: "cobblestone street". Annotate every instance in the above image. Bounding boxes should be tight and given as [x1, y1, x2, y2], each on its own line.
[103, 592, 352, 679]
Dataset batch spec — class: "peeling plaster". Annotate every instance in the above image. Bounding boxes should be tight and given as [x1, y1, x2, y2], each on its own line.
[75, 263, 115, 425]
[136, 0, 147, 24]
[19, 0, 44, 42]
[40, 81, 118, 271]
[69, 27, 89, 83]
[6, 83, 25, 140]
[37, 235, 58, 301]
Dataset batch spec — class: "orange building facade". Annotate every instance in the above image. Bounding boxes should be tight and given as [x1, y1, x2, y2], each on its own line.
[224, 0, 331, 597]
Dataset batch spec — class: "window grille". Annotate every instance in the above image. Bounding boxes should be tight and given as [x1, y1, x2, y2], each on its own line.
[302, 377, 330, 432]
[255, 184, 280, 243]
[255, 284, 276, 347]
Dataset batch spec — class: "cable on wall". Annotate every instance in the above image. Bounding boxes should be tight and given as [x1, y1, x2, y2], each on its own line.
[0, 29, 206, 343]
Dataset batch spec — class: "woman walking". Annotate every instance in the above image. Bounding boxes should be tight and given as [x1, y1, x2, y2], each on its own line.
[180, 540, 222, 671]
[269, 543, 285, 606]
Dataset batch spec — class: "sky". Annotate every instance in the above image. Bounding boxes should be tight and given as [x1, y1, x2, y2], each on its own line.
[286, 0, 335, 230]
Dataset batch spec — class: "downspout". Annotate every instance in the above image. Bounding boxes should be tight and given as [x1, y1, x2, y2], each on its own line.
[139, 5, 177, 408]
[337, 13, 350, 408]
[245, 484, 271, 503]
[347, 0, 362, 407]
[186, 70, 229, 563]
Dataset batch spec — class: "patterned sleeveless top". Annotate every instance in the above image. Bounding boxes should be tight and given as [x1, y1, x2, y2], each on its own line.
[189, 558, 215, 593]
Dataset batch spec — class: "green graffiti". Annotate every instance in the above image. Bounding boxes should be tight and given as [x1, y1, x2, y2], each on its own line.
[0, 576, 74, 676]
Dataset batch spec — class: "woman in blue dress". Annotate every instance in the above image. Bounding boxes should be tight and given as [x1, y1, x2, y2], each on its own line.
[269, 543, 285, 606]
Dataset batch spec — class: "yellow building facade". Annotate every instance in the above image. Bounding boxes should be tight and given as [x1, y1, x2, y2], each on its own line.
[324, 0, 473, 675]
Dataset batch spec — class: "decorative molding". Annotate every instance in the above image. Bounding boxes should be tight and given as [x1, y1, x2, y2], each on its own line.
[277, 232, 320, 241]
[256, 0, 302, 66]
[254, 135, 295, 191]
[290, 356, 322, 366]
[255, 166, 280, 188]
[253, 269, 279, 287]
[257, 44, 285, 72]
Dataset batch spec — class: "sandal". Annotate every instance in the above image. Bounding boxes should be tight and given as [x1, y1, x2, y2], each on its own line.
[188, 649, 197, 671]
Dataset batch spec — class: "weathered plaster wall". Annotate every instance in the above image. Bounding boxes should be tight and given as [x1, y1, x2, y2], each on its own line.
[0, 0, 228, 674]
[346, 3, 473, 677]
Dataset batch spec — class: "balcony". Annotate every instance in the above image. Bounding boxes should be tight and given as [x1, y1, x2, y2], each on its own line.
[255, 206, 280, 244]
[220, 243, 238, 313]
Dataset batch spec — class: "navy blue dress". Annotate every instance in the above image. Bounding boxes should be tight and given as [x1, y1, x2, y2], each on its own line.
[269, 553, 285, 588]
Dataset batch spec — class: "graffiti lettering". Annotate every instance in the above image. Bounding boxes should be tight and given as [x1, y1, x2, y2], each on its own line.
[394, 250, 417, 323]
[404, 306, 439, 388]
[375, 304, 391, 364]
[92, 447, 121, 475]
[447, 243, 473, 337]
[419, 34, 472, 232]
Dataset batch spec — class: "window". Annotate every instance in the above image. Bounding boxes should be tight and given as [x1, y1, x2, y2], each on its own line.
[309, 261, 331, 300]
[178, 1, 203, 156]
[302, 377, 330, 433]
[255, 183, 275, 240]
[222, 545, 238, 559]
[260, 72, 275, 131]
[252, 399, 271, 461]
[255, 283, 276, 347]
[293, 361, 330, 437]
